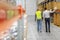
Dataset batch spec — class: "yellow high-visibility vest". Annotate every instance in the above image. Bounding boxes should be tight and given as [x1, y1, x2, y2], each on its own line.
[36, 11, 42, 19]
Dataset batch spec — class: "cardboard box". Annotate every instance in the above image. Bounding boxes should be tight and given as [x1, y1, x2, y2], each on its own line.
[56, 14, 60, 26]
[54, 13, 57, 25]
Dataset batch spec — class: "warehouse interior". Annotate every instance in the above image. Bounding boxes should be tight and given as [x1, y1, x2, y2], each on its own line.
[0, 0, 60, 40]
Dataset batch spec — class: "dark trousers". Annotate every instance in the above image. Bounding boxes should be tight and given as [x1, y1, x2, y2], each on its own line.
[45, 18, 50, 32]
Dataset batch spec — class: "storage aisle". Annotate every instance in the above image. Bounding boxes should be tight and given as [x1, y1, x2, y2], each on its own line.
[27, 15, 60, 40]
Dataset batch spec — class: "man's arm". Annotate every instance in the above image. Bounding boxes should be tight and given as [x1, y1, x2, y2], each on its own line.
[49, 9, 55, 13]
[42, 12, 45, 22]
[43, 12, 45, 21]
[43, 12, 45, 19]
[35, 13, 36, 21]
[50, 8, 57, 13]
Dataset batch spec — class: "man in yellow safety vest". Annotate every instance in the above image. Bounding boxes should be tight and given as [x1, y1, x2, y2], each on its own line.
[35, 9, 42, 32]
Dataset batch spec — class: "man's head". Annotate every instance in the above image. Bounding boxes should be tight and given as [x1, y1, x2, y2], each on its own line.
[37, 9, 39, 11]
[44, 8, 47, 10]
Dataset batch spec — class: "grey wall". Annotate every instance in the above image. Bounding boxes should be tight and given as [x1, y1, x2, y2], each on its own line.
[26, 0, 37, 15]
[16, 0, 37, 15]
[16, 0, 44, 15]
[16, 0, 25, 8]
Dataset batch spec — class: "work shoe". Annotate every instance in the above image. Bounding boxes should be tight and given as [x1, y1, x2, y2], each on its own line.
[49, 31, 51, 33]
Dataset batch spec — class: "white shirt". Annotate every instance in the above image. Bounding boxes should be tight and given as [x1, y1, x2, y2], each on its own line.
[43, 10, 55, 18]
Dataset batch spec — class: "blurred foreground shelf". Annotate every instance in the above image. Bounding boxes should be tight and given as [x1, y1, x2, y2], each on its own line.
[0, 15, 20, 32]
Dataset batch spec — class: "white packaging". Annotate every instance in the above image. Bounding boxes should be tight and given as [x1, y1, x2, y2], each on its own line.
[12, 20, 18, 26]
[10, 24, 18, 33]
[11, 32, 18, 39]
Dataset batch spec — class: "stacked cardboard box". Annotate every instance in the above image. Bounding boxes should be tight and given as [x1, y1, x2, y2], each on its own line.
[56, 13, 60, 26]
[54, 13, 57, 25]
[46, 2, 53, 9]
[53, 2, 60, 26]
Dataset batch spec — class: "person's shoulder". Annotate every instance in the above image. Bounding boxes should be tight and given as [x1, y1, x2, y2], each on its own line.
[46, 10, 50, 12]
[43, 11, 45, 13]
[43, 10, 48, 13]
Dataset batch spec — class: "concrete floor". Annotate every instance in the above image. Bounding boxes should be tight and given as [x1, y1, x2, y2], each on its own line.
[27, 15, 60, 40]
